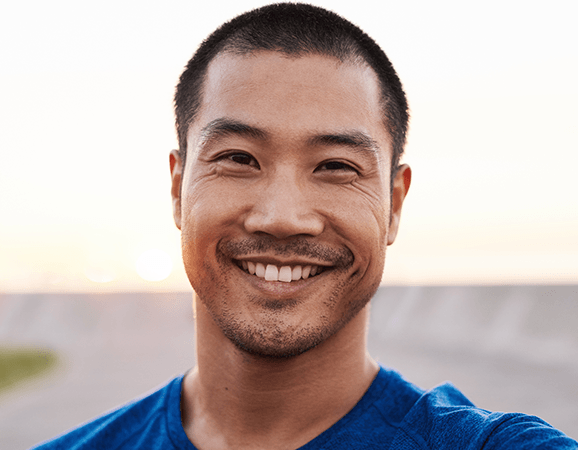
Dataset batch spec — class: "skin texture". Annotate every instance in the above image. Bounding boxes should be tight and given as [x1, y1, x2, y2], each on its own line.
[170, 51, 411, 450]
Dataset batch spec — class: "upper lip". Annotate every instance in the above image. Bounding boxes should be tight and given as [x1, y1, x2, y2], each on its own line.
[233, 256, 333, 267]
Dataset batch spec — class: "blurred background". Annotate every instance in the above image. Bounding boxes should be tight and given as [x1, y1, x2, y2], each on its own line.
[0, 0, 577, 448]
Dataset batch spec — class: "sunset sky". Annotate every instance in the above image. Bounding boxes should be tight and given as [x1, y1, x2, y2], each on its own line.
[1, 0, 576, 292]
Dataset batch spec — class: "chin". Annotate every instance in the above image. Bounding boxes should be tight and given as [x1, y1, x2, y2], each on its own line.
[220, 322, 329, 359]
[212, 282, 379, 359]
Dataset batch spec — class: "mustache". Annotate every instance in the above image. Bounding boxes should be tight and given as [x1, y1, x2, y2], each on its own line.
[219, 237, 354, 269]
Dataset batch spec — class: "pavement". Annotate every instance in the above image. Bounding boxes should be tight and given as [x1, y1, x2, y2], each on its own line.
[0, 285, 577, 449]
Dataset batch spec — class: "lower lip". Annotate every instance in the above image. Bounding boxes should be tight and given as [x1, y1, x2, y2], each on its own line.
[235, 263, 327, 296]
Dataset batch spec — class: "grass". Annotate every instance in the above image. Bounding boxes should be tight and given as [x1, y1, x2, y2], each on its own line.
[0, 347, 57, 393]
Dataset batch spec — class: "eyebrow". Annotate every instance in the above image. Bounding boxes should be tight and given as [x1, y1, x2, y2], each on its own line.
[307, 132, 380, 154]
[198, 118, 268, 149]
[197, 117, 379, 154]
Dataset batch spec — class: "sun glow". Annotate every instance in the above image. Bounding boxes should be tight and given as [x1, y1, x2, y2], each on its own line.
[135, 249, 173, 282]
[84, 267, 116, 284]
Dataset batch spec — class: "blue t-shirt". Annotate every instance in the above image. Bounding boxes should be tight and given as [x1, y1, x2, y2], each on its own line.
[31, 366, 577, 449]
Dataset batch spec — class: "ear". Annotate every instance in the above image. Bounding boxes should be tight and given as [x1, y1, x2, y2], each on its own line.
[387, 164, 411, 245]
[169, 150, 183, 230]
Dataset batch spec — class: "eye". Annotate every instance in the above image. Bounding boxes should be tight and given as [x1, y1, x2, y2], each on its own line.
[316, 161, 358, 173]
[221, 152, 260, 169]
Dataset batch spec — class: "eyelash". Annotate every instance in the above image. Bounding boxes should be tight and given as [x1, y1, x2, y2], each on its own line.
[219, 152, 260, 169]
[316, 160, 358, 174]
[218, 152, 358, 175]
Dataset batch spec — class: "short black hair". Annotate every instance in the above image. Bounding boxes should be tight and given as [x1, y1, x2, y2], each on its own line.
[175, 2, 409, 173]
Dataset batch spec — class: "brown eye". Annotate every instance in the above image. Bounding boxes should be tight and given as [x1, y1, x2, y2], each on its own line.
[230, 153, 253, 165]
[224, 152, 260, 169]
[317, 161, 357, 172]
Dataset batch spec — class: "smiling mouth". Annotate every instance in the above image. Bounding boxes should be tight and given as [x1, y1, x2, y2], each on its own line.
[235, 260, 326, 283]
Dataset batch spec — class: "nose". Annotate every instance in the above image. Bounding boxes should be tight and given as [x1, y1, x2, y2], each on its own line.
[243, 170, 324, 239]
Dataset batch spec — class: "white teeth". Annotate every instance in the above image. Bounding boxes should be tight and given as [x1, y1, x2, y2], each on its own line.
[265, 264, 279, 281]
[240, 261, 321, 282]
[291, 265, 302, 280]
[278, 266, 292, 282]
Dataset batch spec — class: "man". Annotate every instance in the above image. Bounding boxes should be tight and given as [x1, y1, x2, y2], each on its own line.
[33, 3, 577, 449]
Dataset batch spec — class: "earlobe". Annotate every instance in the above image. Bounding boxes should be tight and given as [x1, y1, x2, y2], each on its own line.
[387, 164, 411, 246]
[169, 150, 183, 230]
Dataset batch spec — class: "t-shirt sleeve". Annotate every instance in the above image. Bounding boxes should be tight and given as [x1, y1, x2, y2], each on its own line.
[392, 383, 578, 449]
[482, 414, 578, 450]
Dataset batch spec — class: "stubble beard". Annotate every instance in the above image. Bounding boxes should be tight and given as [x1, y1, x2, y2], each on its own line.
[200, 276, 380, 359]
[191, 237, 382, 359]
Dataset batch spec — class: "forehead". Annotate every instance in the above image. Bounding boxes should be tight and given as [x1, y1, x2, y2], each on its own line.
[189, 51, 390, 154]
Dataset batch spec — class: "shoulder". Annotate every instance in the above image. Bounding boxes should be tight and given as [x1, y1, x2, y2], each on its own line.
[30, 375, 188, 450]
[392, 382, 578, 449]
[309, 366, 577, 450]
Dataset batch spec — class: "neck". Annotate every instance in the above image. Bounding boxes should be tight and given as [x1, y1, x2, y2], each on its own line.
[181, 295, 378, 450]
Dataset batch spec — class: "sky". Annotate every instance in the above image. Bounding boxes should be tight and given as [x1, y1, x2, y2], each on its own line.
[0, 0, 577, 292]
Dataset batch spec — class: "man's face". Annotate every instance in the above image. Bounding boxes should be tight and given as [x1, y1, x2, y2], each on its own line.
[170, 51, 409, 357]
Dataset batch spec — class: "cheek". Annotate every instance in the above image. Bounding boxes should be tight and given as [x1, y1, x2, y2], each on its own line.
[180, 195, 232, 295]
[180, 179, 250, 278]
[182, 179, 246, 232]
[327, 189, 389, 263]
[357, 188, 390, 257]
